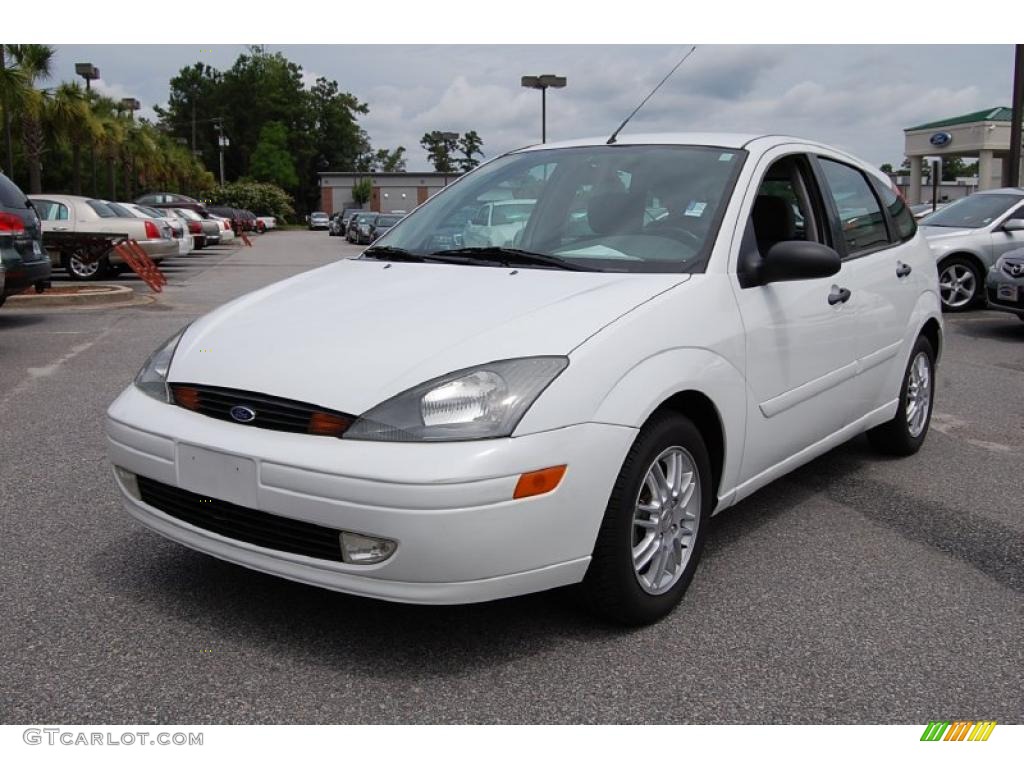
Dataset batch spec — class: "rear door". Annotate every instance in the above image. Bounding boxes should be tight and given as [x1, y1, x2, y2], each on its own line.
[813, 156, 921, 418]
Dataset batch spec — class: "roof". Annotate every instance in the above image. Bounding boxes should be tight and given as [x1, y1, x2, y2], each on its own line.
[517, 132, 765, 151]
[906, 107, 1012, 132]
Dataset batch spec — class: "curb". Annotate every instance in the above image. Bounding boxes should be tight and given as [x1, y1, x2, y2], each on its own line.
[8, 284, 139, 308]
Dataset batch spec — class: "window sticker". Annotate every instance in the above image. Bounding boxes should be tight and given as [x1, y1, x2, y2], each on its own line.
[684, 201, 707, 218]
[719, 153, 734, 162]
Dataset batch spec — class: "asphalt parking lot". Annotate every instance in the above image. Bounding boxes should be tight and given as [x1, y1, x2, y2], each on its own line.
[0, 230, 1021, 724]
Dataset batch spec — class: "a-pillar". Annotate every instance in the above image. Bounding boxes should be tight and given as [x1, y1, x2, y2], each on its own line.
[908, 156, 923, 204]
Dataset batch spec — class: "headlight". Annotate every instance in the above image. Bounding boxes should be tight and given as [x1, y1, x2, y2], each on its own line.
[134, 327, 188, 402]
[345, 356, 568, 442]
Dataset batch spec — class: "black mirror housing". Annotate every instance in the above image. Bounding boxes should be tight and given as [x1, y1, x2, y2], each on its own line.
[760, 240, 841, 284]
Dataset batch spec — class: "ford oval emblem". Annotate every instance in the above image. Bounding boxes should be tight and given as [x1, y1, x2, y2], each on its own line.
[229, 405, 256, 423]
[929, 131, 952, 148]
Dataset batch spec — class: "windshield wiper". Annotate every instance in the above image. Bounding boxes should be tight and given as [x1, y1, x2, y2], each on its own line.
[361, 245, 430, 263]
[429, 246, 597, 271]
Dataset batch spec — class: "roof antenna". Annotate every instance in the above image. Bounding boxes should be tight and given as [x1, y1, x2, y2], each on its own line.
[606, 46, 697, 145]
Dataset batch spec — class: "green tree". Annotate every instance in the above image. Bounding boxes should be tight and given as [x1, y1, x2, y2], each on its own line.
[249, 121, 298, 188]
[420, 131, 459, 173]
[203, 180, 294, 221]
[45, 82, 93, 194]
[0, 46, 29, 178]
[352, 178, 372, 206]
[374, 146, 406, 172]
[7, 44, 55, 193]
[456, 130, 484, 172]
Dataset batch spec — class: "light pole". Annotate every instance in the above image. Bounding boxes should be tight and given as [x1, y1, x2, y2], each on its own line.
[520, 74, 567, 143]
[75, 63, 100, 196]
[216, 123, 230, 186]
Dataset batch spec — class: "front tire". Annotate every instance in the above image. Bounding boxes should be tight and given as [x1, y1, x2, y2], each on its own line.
[938, 256, 982, 312]
[582, 412, 711, 625]
[867, 335, 935, 456]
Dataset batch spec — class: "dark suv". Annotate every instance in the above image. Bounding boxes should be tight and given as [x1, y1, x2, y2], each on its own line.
[0, 172, 50, 308]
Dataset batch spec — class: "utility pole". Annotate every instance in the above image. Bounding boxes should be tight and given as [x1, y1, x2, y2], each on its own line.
[214, 119, 228, 186]
[1008, 44, 1024, 188]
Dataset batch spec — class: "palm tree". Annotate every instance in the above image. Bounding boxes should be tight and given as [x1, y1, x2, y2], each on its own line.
[7, 44, 55, 192]
[92, 95, 125, 200]
[0, 45, 29, 177]
[45, 82, 91, 193]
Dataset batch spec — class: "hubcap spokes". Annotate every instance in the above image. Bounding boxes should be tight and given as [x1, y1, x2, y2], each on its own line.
[906, 352, 931, 438]
[632, 446, 700, 595]
[939, 265, 975, 308]
[70, 257, 99, 278]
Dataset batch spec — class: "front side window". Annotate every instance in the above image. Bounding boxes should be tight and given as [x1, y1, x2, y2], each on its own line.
[376, 145, 746, 273]
[818, 158, 889, 256]
[920, 193, 1022, 229]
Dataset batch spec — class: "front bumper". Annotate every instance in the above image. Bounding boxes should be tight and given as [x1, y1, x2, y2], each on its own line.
[105, 385, 635, 604]
[986, 267, 1024, 316]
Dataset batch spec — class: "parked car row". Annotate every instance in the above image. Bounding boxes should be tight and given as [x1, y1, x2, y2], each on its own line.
[0, 177, 278, 295]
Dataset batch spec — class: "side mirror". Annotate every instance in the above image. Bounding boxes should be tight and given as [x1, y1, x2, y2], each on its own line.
[760, 240, 841, 284]
[1002, 218, 1024, 232]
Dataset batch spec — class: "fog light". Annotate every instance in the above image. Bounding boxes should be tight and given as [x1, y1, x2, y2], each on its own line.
[339, 531, 397, 564]
[114, 466, 140, 498]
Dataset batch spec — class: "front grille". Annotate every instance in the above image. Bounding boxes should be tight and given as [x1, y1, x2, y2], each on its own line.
[1002, 260, 1024, 278]
[170, 383, 354, 437]
[137, 476, 345, 562]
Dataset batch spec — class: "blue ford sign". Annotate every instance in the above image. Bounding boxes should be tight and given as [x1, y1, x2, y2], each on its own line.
[929, 131, 952, 148]
[229, 405, 257, 423]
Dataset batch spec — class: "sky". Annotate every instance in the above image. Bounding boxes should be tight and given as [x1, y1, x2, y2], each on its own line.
[46, 44, 1014, 171]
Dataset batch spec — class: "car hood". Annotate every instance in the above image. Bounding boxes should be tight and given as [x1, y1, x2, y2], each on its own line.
[918, 225, 979, 243]
[170, 259, 688, 414]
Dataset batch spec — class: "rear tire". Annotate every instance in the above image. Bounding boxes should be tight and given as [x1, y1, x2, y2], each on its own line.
[867, 335, 935, 456]
[62, 253, 109, 281]
[582, 412, 711, 626]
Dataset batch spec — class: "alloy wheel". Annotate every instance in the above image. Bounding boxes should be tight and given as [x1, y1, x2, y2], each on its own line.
[68, 256, 100, 279]
[906, 351, 932, 438]
[631, 446, 701, 595]
[938, 263, 976, 309]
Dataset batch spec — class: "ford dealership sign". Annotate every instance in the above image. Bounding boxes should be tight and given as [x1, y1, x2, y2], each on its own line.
[929, 131, 953, 148]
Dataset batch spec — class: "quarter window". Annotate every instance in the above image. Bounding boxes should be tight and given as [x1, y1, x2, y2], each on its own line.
[818, 158, 889, 255]
[876, 183, 916, 243]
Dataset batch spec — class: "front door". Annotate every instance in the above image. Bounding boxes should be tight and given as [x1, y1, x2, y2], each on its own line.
[731, 151, 862, 483]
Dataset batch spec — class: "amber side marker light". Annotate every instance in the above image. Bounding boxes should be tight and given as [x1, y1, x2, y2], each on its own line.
[513, 465, 567, 500]
[172, 385, 201, 410]
[309, 411, 353, 437]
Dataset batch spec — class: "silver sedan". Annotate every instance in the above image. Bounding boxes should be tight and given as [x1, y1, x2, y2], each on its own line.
[919, 188, 1024, 311]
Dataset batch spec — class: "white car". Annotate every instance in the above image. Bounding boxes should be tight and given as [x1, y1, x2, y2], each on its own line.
[121, 202, 193, 256]
[210, 215, 235, 245]
[256, 216, 277, 231]
[106, 133, 942, 625]
[462, 199, 536, 247]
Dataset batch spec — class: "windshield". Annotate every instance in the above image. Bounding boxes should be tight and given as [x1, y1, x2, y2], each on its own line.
[921, 193, 1022, 228]
[374, 144, 745, 272]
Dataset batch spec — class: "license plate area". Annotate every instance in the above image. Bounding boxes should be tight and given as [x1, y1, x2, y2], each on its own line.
[177, 444, 258, 509]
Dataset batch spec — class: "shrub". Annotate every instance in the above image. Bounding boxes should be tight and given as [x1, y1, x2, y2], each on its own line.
[201, 180, 295, 223]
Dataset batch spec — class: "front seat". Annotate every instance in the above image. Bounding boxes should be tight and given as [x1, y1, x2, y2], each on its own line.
[752, 195, 795, 256]
[587, 191, 645, 236]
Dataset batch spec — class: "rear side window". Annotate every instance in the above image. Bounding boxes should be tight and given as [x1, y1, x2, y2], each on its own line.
[34, 199, 69, 221]
[87, 200, 117, 218]
[876, 183, 916, 242]
[0, 173, 28, 208]
[818, 158, 889, 256]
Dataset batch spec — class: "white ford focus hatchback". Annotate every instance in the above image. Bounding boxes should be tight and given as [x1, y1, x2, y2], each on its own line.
[106, 134, 942, 624]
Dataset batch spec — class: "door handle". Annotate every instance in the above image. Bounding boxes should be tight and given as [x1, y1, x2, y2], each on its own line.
[896, 261, 912, 278]
[828, 285, 852, 305]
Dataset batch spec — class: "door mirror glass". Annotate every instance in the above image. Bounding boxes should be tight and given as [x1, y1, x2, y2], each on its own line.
[1002, 218, 1024, 232]
[761, 240, 841, 284]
